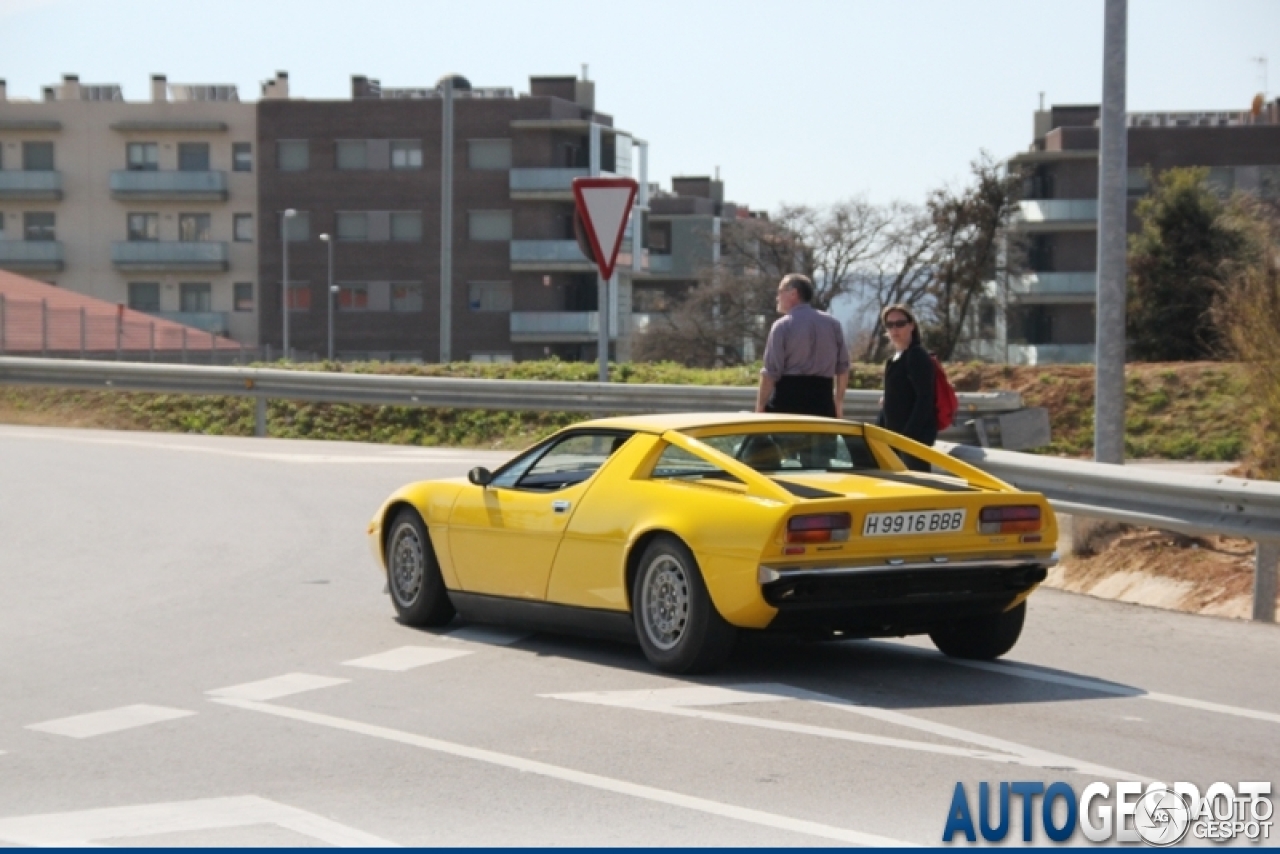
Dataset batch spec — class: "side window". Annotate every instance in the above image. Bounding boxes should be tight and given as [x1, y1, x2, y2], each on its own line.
[489, 432, 631, 491]
[651, 444, 737, 480]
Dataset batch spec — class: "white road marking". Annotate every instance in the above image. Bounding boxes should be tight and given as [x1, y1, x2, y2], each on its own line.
[913, 651, 1280, 726]
[0, 795, 396, 846]
[444, 626, 528, 646]
[206, 673, 349, 701]
[25, 705, 195, 739]
[547, 683, 1140, 779]
[213, 698, 911, 847]
[343, 646, 472, 671]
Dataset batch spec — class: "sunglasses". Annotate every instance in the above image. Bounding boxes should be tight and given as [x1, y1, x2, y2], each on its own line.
[884, 319, 912, 330]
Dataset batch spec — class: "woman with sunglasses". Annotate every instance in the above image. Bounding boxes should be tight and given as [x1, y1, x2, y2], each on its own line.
[877, 304, 936, 472]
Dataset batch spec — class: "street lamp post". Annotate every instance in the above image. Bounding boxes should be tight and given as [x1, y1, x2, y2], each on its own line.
[281, 208, 296, 360]
[319, 233, 335, 361]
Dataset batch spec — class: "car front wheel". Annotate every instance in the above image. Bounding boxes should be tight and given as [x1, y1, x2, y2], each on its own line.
[385, 508, 455, 627]
[632, 536, 736, 674]
[929, 601, 1026, 660]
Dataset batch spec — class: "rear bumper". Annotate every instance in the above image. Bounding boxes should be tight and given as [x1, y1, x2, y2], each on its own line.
[758, 554, 1055, 635]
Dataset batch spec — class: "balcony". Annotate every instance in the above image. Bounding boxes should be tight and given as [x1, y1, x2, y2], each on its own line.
[0, 171, 62, 201]
[0, 240, 64, 272]
[510, 311, 615, 342]
[147, 311, 230, 335]
[1006, 343, 1095, 366]
[1009, 272, 1098, 302]
[647, 254, 674, 275]
[509, 240, 594, 272]
[509, 168, 589, 199]
[109, 170, 228, 201]
[1015, 199, 1098, 231]
[111, 241, 229, 272]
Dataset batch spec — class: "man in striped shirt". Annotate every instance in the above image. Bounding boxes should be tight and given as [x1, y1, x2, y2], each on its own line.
[755, 274, 850, 418]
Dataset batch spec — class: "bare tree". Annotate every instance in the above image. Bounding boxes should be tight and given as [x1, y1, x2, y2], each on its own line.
[855, 202, 940, 362]
[920, 153, 1023, 360]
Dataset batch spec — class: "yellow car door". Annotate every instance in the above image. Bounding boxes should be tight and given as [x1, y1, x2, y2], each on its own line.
[447, 431, 626, 600]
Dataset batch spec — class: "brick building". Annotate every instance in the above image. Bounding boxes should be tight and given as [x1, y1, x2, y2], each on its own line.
[257, 70, 649, 362]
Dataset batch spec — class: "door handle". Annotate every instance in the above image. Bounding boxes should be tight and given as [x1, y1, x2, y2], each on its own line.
[552, 500, 571, 514]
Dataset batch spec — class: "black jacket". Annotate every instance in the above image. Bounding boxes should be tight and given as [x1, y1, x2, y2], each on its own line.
[879, 344, 937, 445]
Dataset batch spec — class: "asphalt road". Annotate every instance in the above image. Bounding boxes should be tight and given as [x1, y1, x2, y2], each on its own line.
[1, 424, 1277, 846]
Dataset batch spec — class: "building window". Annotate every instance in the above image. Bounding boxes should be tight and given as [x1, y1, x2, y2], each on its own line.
[178, 213, 212, 242]
[283, 211, 310, 242]
[177, 143, 210, 171]
[468, 139, 512, 170]
[127, 213, 159, 241]
[468, 210, 512, 241]
[468, 281, 512, 312]
[24, 212, 55, 241]
[336, 212, 368, 241]
[20, 142, 53, 172]
[233, 283, 254, 312]
[127, 142, 159, 171]
[647, 222, 671, 254]
[391, 140, 423, 170]
[391, 282, 423, 312]
[23, 142, 54, 171]
[470, 352, 514, 363]
[338, 283, 369, 311]
[128, 282, 161, 312]
[287, 283, 311, 311]
[390, 212, 422, 242]
[179, 282, 212, 312]
[277, 140, 309, 172]
[336, 140, 368, 170]
[234, 214, 254, 242]
[233, 142, 252, 172]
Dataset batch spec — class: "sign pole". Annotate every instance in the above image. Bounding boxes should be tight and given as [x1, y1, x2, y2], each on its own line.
[597, 272, 609, 382]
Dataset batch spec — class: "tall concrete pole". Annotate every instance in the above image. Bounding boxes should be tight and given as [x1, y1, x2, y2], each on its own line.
[1094, 0, 1128, 464]
[439, 78, 454, 363]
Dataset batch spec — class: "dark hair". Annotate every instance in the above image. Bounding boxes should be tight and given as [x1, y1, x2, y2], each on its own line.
[881, 303, 923, 347]
[780, 273, 814, 303]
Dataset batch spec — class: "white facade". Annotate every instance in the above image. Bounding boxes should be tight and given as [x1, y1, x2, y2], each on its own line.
[0, 74, 260, 345]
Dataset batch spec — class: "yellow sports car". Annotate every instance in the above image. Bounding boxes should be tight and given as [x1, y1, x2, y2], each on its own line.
[367, 413, 1057, 674]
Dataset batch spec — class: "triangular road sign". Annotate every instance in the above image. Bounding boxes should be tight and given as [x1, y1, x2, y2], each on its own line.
[572, 177, 639, 281]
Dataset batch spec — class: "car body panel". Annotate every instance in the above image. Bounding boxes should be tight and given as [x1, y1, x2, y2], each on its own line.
[368, 412, 1057, 638]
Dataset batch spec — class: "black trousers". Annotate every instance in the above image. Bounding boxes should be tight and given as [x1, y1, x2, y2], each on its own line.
[766, 375, 836, 418]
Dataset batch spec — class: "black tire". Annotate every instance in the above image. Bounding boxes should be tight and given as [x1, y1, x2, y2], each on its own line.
[385, 508, 455, 627]
[632, 536, 736, 674]
[929, 601, 1026, 660]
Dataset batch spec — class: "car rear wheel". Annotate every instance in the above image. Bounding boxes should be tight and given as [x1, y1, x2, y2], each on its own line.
[386, 508, 455, 627]
[928, 601, 1026, 660]
[632, 536, 736, 674]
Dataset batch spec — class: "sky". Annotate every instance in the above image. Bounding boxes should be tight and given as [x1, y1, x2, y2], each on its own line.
[1, 0, 1276, 212]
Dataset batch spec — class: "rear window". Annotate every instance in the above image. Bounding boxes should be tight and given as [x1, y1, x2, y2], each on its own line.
[654, 432, 880, 479]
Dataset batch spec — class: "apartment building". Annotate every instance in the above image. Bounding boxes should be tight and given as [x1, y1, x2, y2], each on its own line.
[0, 74, 260, 345]
[257, 70, 648, 363]
[977, 97, 1280, 365]
[633, 175, 757, 345]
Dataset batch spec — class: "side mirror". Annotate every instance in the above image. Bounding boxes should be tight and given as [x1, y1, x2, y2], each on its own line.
[467, 467, 493, 487]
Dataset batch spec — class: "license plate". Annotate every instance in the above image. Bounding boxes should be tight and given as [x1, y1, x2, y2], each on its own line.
[862, 509, 966, 537]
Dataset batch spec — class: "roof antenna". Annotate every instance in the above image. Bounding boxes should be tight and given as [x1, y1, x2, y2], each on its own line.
[581, 63, 589, 82]
[1253, 55, 1268, 100]
[1039, 91, 1045, 111]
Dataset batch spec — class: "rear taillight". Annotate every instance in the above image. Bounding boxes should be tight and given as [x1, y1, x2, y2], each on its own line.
[979, 505, 1041, 534]
[787, 513, 852, 544]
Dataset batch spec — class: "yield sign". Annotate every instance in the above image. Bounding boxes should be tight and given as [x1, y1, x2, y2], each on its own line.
[572, 177, 639, 280]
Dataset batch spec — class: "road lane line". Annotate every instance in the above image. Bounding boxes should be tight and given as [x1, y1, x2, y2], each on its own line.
[25, 705, 195, 739]
[343, 646, 472, 671]
[548, 684, 1140, 779]
[206, 673, 348, 701]
[0, 796, 396, 847]
[903, 651, 1280, 726]
[212, 698, 912, 847]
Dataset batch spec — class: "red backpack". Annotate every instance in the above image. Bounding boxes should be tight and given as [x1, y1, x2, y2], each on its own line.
[931, 354, 959, 431]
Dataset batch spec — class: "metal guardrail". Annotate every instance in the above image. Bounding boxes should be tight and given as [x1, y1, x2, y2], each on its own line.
[945, 443, 1280, 622]
[0, 356, 1027, 447]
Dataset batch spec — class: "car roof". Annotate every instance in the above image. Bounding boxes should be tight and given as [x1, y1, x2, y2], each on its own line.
[572, 412, 862, 433]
